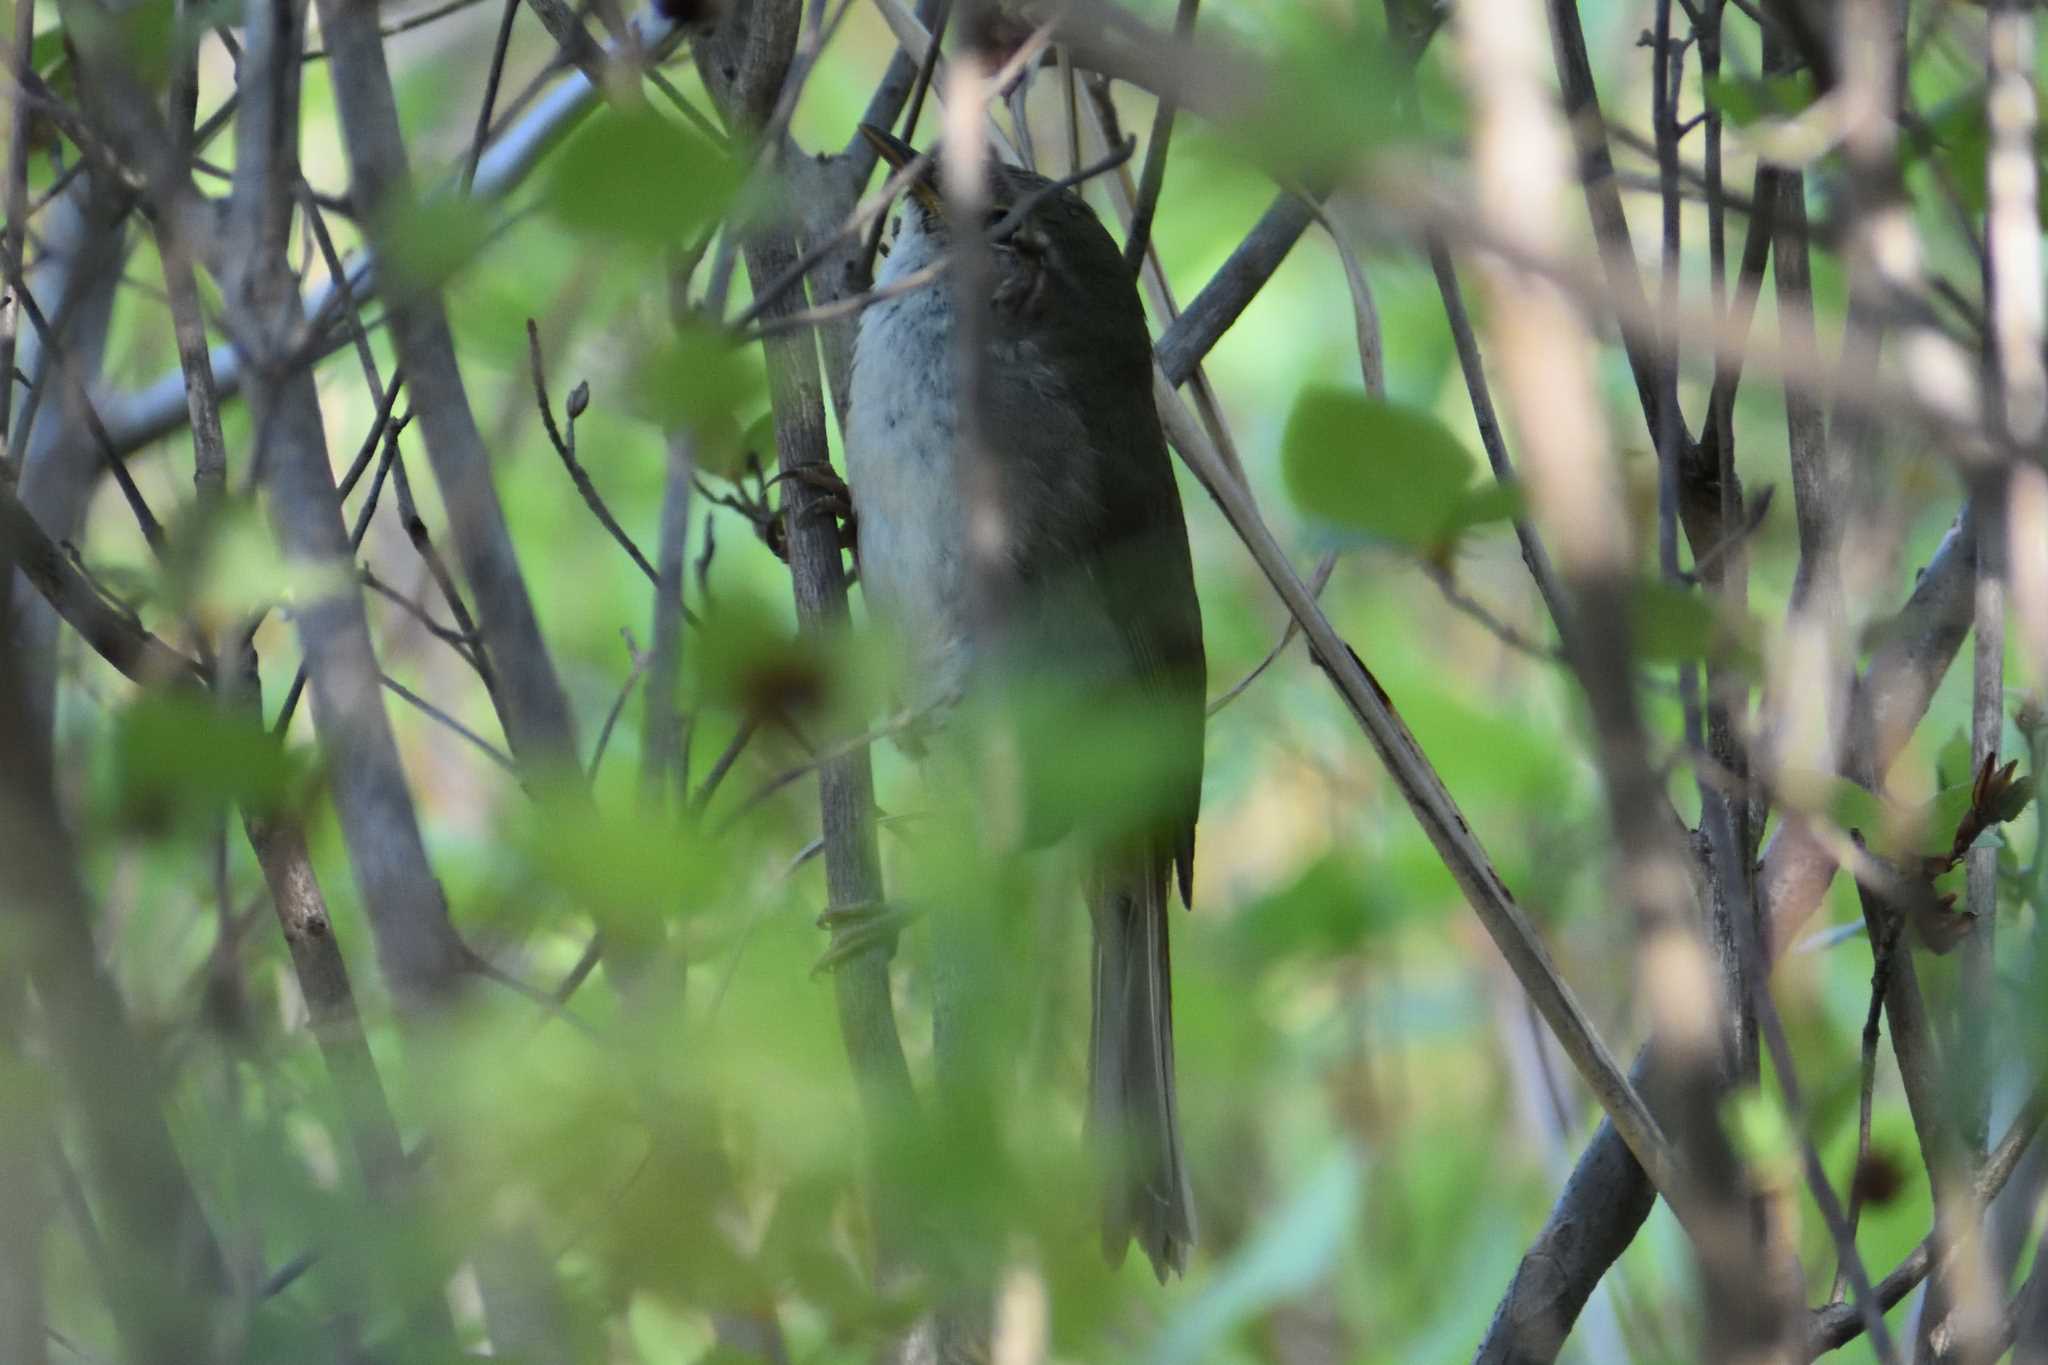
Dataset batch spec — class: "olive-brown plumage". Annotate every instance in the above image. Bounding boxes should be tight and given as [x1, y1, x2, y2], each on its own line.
[847, 126, 1203, 1278]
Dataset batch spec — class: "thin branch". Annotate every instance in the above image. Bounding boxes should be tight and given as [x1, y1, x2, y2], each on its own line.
[381, 673, 520, 774]
[588, 628, 650, 781]
[1807, 1085, 2048, 1357]
[0, 482, 203, 686]
[524, 320, 693, 629]
[642, 426, 695, 804]
[691, 715, 762, 815]
[1119, 0, 1197, 275]
[1207, 554, 1336, 716]
[318, 0, 584, 775]
[1153, 369, 1694, 1238]
[302, 0, 495, 57]
[1833, 910, 1900, 1301]
[464, 0, 523, 191]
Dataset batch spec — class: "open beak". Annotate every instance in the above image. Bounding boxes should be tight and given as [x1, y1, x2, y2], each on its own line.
[859, 122, 943, 212]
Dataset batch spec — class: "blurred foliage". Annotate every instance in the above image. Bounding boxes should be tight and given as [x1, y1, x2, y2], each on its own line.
[8, 0, 2046, 1363]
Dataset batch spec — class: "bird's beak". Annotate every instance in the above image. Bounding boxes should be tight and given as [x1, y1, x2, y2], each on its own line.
[859, 122, 943, 213]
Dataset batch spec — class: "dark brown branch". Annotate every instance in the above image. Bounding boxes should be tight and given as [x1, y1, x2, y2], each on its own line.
[1545, 0, 1670, 442]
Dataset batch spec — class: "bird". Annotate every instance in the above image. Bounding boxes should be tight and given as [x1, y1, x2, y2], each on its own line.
[844, 123, 1205, 1280]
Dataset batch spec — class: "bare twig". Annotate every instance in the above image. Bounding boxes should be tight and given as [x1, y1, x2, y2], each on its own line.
[589, 628, 650, 781]
[381, 673, 520, 774]
[643, 429, 695, 803]
[1207, 554, 1336, 716]
[1119, 0, 1197, 275]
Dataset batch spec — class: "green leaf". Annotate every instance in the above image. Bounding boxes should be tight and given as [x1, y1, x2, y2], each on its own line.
[113, 694, 300, 829]
[1702, 72, 1817, 127]
[1935, 727, 1972, 790]
[1445, 480, 1524, 536]
[29, 26, 69, 77]
[1281, 386, 1478, 550]
[626, 320, 766, 437]
[542, 106, 738, 246]
[378, 193, 497, 297]
[1824, 778, 1886, 840]
[1630, 581, 1719, 662]
[1226, 855, 1387, 970]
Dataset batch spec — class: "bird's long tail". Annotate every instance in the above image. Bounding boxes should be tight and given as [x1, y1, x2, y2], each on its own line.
[1088, 848, 1193, 1279]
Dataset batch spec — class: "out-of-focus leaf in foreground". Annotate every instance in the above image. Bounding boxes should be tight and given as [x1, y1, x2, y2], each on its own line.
[1282, 386, 1514, 556]
[543, 105, 739, 247]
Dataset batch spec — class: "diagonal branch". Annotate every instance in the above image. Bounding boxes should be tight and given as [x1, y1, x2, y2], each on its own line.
[315, 0, 582, 776]
[1152, 370, 1691, 1236]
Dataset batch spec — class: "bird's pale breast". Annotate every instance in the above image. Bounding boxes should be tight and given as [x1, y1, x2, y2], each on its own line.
[846, 213, 972, 711]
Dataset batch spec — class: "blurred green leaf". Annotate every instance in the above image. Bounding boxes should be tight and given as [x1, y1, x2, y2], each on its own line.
[626, 319, 767, 437]
[1702, 72, 1817, 127]
[1444, 480, 1524, 537]
[379, 192, 497, 297]
[29, 26, 69, 76]
[1218, 15, 1409, 181]
[1631, 580, 1753, 663]
[1824, 778, 1886, 840]
[1281, 386, 1483, 551]
[543, 106, 738, 246]
[1728, 1090, 1798, 1180]
[1226, 855, 1386, 971]
[113, 694, 299, 829]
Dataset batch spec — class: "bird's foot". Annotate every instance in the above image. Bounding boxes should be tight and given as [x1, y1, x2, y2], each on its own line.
[702, 456, 858, 568]
[776, 463, 860, 566]
[812, 898, 918, 974]
[701, 454, 791, 560]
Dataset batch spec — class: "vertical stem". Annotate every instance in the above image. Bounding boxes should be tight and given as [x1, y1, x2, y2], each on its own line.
[0, 0, 34, 466]
[1457, 0, 1773, 1352]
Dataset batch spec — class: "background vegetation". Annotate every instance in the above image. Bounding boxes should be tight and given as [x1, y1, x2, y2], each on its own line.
[1, 0, 2042, 1361]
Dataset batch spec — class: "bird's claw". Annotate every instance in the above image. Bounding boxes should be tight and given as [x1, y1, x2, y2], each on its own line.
[703, 455, 859, 566]
[776, 463, 859, 563]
